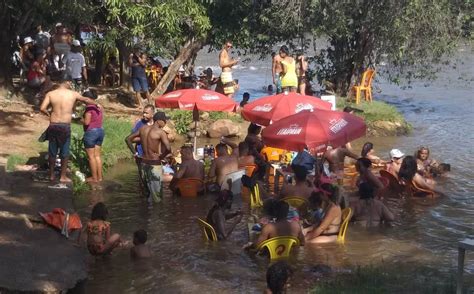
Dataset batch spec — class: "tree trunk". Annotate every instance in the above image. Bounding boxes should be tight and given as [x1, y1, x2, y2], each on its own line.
[151, 37, 204, 97]
[116, 40, 130, 88]
[92, 49, 105, 85]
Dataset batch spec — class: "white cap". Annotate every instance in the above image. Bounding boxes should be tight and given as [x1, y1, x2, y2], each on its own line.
[389, 149, 405, 159]
[72, 40, 81, 46]
[23, 36, 34, 44]
[55, 22, 63, 27]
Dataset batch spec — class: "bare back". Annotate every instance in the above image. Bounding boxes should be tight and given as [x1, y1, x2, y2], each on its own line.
[213, 155, 239, 185]
[180, 159, 205, 180]
[43, 88, 80, 123]
[273, 55, 283, 75]
[139, 125, 168, 161]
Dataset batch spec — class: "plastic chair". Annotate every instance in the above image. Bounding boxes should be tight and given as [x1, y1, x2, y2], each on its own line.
[176, 178, 204, 197]
[244, 164, 258, 177]
[250, 184, 263, 209]
[281, 196, 309, 211]
[256, 236, 300, 260]
[337, 208, 352, 243]
[352, 69, 375, 104]
[409, 180, 435, 198]
[196, 218, 217, 241]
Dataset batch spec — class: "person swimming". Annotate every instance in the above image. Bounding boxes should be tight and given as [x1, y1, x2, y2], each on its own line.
[130, 229, 152, 258]
[86, 202, 122, 256]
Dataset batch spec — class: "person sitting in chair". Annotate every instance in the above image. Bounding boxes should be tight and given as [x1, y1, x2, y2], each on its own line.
[207, 143, 239, 192]
[169, 145, 204, 194]
[206, 186, 243, 240]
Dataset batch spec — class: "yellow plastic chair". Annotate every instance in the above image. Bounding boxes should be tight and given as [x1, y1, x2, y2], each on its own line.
[176, 178, 204, 197]
[281, 196, 309, 211]
[352, 69, 375, 104]
[337, 208, 352, 243]
[250, 184, 263, 209]
[256, 236, 300, 260]
[196, 218, 217, 241]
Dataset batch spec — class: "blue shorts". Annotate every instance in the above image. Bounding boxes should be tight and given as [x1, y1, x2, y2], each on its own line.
[83, 128, 105, 148]
[132, 76, 149, 92]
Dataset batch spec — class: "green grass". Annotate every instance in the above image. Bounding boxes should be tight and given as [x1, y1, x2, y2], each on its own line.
[6, 154, 28, 171]
[311, 265, 455, 294]
[336, 97, 406, 123]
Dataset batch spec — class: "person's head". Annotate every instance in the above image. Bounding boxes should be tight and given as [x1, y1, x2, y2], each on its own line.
[223, 40, 233, 50]
[267, 84, 274, 93]
[389, 148, 405, 164]
[180, 145, 193, 160]
[153, 111, 168, 127]
[266, 261, 293, 294]
[271, 52, 276, 58]
[279, 45, 289, 58]
[91, 202, 108, 221]
[82, 89, 98, 100]
[238, 142, 249, 156]
[263, 198, 277, 218]
[216, 189, 233, 209]
[416, 146, 430, 161]
[291, 164, 308, 182]
[34, 49, 46, 61]
[23, 36, 34, 47]
[398, 155, 417, 182]
[215, 143, 228, 157]
[355, 157, 372, 173]
[274, 200, 289, 221]
[319, 183, 339, 204]
[142, 104, 155, 122]
[55, 22, 64, 32]
[133, 229, 148, 245]
[361, 142, 374, 158]
[109, 55, 117, 63]
[358, 182, 374, 200]
[71, 39, 81, 53]
[248, 123, 262, 136]
[243, 92, 250, 101]
[308, 191, 323, 210]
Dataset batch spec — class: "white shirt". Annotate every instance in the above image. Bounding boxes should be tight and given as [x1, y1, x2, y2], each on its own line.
[63, 52, 86, 79]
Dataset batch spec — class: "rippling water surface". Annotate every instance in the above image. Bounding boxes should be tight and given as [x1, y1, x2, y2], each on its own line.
[77, 46, 474, 293]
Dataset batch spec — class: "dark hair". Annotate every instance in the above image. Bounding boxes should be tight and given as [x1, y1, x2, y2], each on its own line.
[291, 164, 308, 181]
[82, 89, 98, 100]
[355, 158, 372, 172]
[263, 198, 277, 218]
[180, 145, 193, 154]
[216, 143, 228, 154]
[243, 92, 250, 99]
[415, 146, 430, 160]
[247, 123, 262, 135]
[274, 201, 289, 221]
[266, 261, 293, 294]
[238, 142, 249, 155]
[361, 142, 374, 158]
[279, 45, 289, 55]
[216, 189, 233, 207]
[358, 182, 374, 200]
[320, 183, 339, 204]
[309, 191, 323, 208]
[134, 229, 148, 244]
[91, 202, 108, 221]
[343, 106, 363, 113]
[143, 104, 155, 112]
[398, 155, 417, 182]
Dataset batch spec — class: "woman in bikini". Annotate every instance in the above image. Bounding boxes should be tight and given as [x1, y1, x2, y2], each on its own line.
[356, 158, 386, 197]
[86, 202, 122, 256]
[361, 142, 386, 166]
[398, 155, 437, 192]
[303, 183, 342, 244]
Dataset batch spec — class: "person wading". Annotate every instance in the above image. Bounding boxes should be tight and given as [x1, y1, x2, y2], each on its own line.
[219, 40, 239, 98]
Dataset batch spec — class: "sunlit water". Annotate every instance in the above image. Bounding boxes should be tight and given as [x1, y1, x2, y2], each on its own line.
[76, 45, 474, 293]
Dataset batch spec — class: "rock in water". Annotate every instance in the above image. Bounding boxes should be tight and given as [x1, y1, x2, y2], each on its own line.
[207, 119, 240, 138]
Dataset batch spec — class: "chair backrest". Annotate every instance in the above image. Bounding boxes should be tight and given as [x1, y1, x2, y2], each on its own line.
[176, 178, 204, 197]
[256, 236, 300, 260]
[196, 218, 217, 241]
[244, 164, 258, 177]
[410, 180, 435, 198]
[221, 169, 246, 195]
[281, 196, 309, 211]
[338, 208, 352, 243]
[250, 183, 263, 209]
[361, 69, 375, 87]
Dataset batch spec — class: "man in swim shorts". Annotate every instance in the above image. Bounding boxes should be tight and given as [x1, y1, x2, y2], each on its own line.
[272, 51, 283, 94]
[126, 112, 171, 203]
[40, 79, 100, 182]
[219, 40, 239, 98]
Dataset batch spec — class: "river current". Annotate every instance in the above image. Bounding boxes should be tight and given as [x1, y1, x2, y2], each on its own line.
[76, 45, 473, 293]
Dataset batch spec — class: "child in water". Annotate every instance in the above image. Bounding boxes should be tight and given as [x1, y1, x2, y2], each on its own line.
[86, 202, 122, 256]
[130, 229, 152, 258]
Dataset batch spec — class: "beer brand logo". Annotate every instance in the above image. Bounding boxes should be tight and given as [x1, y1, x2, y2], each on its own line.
[295, 103, 314, 113]
[252, 104, 273, 112]
[202, 94, 220, 101]
[276, 124, 302, 135]
[165, 92, 182, 98]
[329, 119, 348, 134]
[182, 103, 194, 108]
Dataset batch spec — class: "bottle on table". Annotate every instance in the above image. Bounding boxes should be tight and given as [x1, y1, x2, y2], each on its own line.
[209, 144, 215, 158]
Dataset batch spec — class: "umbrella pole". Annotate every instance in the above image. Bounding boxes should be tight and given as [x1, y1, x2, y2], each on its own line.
[194, 120, 197, 156]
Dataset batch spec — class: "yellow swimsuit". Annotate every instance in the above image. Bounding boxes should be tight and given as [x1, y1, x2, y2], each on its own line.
[281, 59, 298, 89]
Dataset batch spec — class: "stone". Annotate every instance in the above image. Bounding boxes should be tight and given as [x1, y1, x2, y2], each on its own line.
[163, 124, 177, 142]
[207, 119, 241, 138]
[200, 112, 210, 121]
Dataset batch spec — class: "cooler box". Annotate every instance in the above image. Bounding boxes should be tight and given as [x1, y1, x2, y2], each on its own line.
[321, 95, 336, 111]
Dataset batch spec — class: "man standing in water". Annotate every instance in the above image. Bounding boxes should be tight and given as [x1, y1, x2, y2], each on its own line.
[324, 145, 359, 175]
[126, 112, 171, 203]
[272, 51, 283, 94]
[40, 79, 100, 182]
[219, 40, 239, 98]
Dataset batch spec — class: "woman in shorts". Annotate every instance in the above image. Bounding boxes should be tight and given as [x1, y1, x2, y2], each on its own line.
[82, 89, 104, 183]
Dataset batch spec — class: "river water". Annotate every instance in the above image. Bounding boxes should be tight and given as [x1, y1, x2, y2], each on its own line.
[76, 45, 474, 293]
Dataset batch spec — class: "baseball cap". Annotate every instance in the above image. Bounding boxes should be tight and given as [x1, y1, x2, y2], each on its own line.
[23, 36, 34, 44]
[153, 111, 169, 122]
[389, 149, 405, 159]
[55, 22, 63, 28]
[72, 40, 81, 47]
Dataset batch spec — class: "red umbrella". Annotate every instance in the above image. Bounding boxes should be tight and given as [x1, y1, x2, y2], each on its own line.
[241, 92, 332, 126]
[261, 109, 366, 152]
[155, 89, 237, 112]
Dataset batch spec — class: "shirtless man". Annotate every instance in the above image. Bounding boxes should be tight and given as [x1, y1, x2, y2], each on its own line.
[324, 145, 359, 174]
[208, 143, 239, 189]
[169, 145, 204, 193]
[278, 164, 314, 200]
[125, 112, 171, 203]
[272, 51, 283, 94]
[40, 79, 100, 182]
[206, 188, 243, 240]
[237, 142, 255, 167]
[219, 40, 238, 98]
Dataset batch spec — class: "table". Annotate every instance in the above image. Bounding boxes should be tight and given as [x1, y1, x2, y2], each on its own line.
[457, 238, 474, 294]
